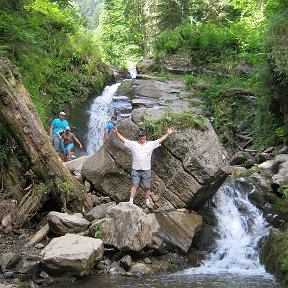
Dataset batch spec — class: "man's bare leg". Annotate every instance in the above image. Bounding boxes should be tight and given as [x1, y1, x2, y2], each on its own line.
[129, 184, 138, 204]
[144, 189, 153, 208]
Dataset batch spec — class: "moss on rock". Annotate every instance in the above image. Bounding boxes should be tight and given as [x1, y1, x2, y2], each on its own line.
[260, 228, 288, 282]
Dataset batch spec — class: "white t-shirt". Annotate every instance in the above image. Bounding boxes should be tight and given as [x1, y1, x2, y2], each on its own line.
[124, 139, 161, 170]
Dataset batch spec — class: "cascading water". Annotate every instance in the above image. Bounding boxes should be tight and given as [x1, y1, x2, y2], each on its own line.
[85, 83, 121, 154]
[182, 178, 270, 276]
[85, 68, 136, 154]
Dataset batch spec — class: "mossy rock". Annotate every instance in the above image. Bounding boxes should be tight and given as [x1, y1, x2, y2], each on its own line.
[116, 80, 133, 97]
[267, 193, 288, 223]
[260, 228, 288, 282]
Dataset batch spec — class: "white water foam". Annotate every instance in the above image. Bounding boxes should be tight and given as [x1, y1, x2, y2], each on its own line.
[85, 83, 120, 154]
[181, 179, 272, 277]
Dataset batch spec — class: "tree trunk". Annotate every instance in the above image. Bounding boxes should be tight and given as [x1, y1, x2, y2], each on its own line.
[0, 58, 92, 227]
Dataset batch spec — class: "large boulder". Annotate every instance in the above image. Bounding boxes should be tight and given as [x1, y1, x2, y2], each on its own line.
[47, 212, 90, 236]
[100, 202, 152, 252]
[82, 108, 230, 210]
[40, 234, 104, 277]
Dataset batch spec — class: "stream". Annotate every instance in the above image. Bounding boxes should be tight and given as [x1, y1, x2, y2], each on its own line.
[63, 70, 286, 288]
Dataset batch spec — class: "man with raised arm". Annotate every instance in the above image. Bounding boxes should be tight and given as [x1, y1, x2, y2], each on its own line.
[112, 126, 175, 208]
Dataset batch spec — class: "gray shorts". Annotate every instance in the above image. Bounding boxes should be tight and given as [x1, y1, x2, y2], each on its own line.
[53, 137, 64, 152]
[131, 169, 152, 189]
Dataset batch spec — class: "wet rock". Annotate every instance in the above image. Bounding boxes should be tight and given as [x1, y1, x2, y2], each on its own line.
[47, 211, 90, 236]
[119, 255, 133, 271]
[116, 80, 133, 96]
[130, 263, 152, 276]
[40, 234, 104, 277]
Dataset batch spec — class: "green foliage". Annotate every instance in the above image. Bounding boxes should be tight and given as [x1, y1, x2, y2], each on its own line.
[280, 185, 288, 200]
[0, 0, 110, 123]
[252, 90, 279, 149]
[94, 223, 101, 238]
[96, 0, 147, 66]
[139, 110, 206, 141]
[156, 0, 191, 30]
[191, 72, 258, 147]
[264, 0, 288, 85]
[185, 73, 198, 86]
[154, 22, 263, 64]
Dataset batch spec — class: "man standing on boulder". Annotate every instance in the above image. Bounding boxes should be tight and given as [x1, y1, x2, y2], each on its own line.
[112, 126, 174, 208]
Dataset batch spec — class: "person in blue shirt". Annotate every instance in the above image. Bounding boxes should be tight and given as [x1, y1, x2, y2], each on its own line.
[49, 111, 69, 160]
[103, 115, 118, 143]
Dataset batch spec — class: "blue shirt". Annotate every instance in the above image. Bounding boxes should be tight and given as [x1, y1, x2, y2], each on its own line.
[105, 121, 117, 133]
[51, 118, 69, 137]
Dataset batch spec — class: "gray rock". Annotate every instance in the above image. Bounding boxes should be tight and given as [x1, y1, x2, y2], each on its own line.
[84, 180, 91, 192]
[0, 252, 21, 271]
[15, 259, 40, 280]
[40, 234, 104, 277]
[130, 263, 152, 275]
[136, 59, 157, 74]
[86, 202, 116, 221]
[35, 243, 45, 249]
[150, 210, 202, 253]
[143, 257, 152, 264]
[47, 211, 90, 236]
[100, 202, 152, 252]
[230, 151, 255, 166]
[82, 114, 230, 210]
[64, 156, 91, 176]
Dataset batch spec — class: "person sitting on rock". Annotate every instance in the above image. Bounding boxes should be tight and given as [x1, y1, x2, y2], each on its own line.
[112, 126, 175, 208]
[103, 115, 118, 143]
[62, 126, 83, 162]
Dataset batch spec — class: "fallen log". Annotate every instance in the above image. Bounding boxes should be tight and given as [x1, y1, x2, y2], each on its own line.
[0, 58, 92, 227]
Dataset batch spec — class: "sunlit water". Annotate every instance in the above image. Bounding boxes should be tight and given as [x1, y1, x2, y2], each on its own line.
[183, 179, 269, 275]
[85, 83, 120, 154]
[48, 180, 285, 288]
[84, 67, 136, 154]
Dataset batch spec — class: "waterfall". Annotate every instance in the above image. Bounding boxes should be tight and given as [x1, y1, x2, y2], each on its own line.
[183, 179, 270, 276]
[85, 83, 120, 154]
[85, 68, 135, 154]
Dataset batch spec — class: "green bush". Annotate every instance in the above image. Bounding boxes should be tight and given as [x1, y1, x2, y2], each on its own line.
[154, 22, 263, 64]
[139, 110, 207, 145]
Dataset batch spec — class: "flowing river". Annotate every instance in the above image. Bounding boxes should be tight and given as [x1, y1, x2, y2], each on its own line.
[63, 70, 285, 288]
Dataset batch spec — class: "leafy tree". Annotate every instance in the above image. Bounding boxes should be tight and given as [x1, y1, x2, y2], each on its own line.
[156, 0, 191, 30]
